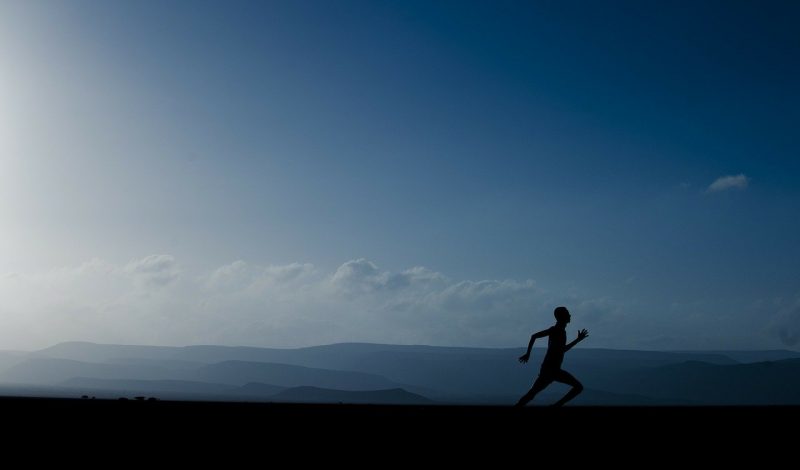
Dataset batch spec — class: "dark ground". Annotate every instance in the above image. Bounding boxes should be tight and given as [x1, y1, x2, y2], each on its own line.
[1, 396, 792, 464]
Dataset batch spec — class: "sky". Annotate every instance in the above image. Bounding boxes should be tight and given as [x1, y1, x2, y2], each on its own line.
[0, 0, 798, 350]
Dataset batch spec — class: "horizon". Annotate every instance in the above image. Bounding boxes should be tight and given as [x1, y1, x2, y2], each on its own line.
[3, 338, 799, 407]
[1, 1, 798, 351]
[15, 339, 800, 354]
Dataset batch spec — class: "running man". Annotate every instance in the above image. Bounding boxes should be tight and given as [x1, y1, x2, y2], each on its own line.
[515, 306, 588, 407]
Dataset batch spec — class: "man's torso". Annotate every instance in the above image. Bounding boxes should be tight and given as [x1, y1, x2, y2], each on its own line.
[541, 326, 566, 372]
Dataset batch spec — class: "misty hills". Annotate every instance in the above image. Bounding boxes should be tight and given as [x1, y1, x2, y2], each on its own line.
[2, 357, 185, 384]
[1, 341, 799, 405]
[194, 360, 405, 390]
[3, 357, 406, 390]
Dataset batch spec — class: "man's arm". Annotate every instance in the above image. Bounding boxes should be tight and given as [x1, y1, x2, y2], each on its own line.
[564, 329, 589, 353]
[518, 328, 551, 363]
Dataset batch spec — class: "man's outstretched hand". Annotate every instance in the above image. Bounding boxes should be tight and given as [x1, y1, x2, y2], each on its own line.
[518, 353, 530, 363]
[577, 329, 589, 341]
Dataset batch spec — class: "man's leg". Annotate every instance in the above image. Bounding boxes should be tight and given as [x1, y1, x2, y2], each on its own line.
[515, 375, 552, 407]
[551, 370, 584, 407]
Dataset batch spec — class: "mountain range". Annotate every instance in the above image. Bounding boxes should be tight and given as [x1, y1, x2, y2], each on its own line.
[0, 342, 798, 405]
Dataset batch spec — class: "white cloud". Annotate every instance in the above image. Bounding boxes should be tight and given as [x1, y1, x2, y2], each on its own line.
[329, 259, 447, 296]
[125, 254, 180, 287]
[0, 255, 619, 350]
[207, 260, 315, 292]
[330, 258, 385, 295]
[707, 174, 750, 192]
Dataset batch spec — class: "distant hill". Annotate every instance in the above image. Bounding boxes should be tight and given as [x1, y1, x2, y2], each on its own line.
[193, 360, 405, 391]
[104, 357, 207, 370]
[0, 351, 30, 375]
[269, 386, 433, 405]
[698, 350, 800, 363]
[236, 382, 286, 397]
[36, 342, 193, 363]
[36, 341, 518, 370]
[1, 358, 191, 385]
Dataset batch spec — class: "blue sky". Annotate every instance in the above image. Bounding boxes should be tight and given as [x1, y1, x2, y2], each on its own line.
[0, 1, 798, 350]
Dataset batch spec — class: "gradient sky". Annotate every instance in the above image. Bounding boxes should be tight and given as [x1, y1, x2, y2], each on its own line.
[0, 0, 798, 350]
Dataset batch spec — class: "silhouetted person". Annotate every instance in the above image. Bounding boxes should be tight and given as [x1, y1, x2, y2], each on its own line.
[515, 306, 588, 407]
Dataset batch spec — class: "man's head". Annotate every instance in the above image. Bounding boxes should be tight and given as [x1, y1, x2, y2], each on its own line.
[554, 306, 571, 324]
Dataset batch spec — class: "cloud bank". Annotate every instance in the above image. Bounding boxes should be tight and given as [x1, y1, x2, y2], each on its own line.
[707, 174, 750, 192]
[0, 255, 621, 350]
